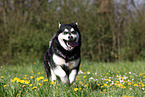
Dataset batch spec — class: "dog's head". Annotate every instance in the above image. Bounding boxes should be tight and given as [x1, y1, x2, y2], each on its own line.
[57, 21, 81, 51]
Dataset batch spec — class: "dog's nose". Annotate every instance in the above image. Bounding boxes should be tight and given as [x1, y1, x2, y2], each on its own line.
[68, 36, 73, 40]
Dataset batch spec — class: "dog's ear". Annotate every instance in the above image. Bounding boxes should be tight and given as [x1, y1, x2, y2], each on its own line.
[75, 21, 78, 26]
[59, 21, 61, 28]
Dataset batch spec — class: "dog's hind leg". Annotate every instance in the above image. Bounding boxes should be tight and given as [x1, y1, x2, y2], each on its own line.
[44, 61, 51, 80]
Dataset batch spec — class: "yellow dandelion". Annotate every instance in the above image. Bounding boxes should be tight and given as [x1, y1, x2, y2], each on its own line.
[1, 66, 3, 68]
[134, 84, 138, 87]
[143, 76, 145, 78]
[74, 88, 78, 91]
[84, 84, 88, 87]
[44, 79, 48, 82]
[83, 75, 86, 78]
[104, 83, 107, 87]
[128, 82, 131, 85]
[142, 84, 145, 87]
[39, 76, 44, 79]
[50, 81, 55, 85]
[83, 72, 86, 74]
[105, 79, 110, 81]
[115, 55, 118, 58]
[57, 84, 60, 86]
[25, 75, 27, 77]
[22, 85, 26, 88]
[79, 87, 82, 90]
[4, 85, 7, 88]
[38, 83, 42, 86]
[32, 86, 37, 89]
[20, 80, 25, 84]
[34, 62, 36, 64]
[11, 79, 15, 82]
[36, 78, 40, 81]
[139, 73, 143, 76]
[76, 78, 81, 81]
[101, 86, 104, 88]
[30, 84, 33, 87]
[103, 89, 106, 91]
[31, 71, 33, 73]
[97, 84, 100, 87]
[122, 96, 134, 97]
[16, 94, 20, 97]
[79, 81, 83, 85]
[1, 76, 4, 78]
[30, 76, 34, 79]
[24, 80, 29, 84]
[38, 72, 41, 74]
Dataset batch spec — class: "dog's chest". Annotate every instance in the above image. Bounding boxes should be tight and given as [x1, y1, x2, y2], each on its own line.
[53, 54, 79, 69]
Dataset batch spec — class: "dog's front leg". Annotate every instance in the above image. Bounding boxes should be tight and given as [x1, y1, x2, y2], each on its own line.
[53, 66, 69, 84]
[69, 69, 77, 84]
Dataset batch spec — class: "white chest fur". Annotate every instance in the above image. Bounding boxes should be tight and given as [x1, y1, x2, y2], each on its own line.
[53, 54, 80, 69]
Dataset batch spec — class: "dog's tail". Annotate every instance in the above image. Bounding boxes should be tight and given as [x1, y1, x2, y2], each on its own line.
[44, 51, 51, 80]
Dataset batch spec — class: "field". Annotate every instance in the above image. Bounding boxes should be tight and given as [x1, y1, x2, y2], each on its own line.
[0, 61, 145, 97]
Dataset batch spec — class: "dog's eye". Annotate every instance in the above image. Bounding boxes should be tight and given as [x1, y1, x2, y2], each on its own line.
[64, 32, 69, 34]
[71, 31, 76, 34]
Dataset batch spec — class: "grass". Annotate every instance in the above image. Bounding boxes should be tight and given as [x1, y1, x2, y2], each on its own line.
[0, 61, 145, 97]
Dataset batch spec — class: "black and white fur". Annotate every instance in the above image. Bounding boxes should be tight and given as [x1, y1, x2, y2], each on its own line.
[44, 22, 81, 85]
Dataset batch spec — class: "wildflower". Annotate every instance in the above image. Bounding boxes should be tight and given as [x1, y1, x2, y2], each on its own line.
[31, 71, 33, 73]
[30, 76, 34, 79]
[83, 75, 86, 78]
[103, 89, 106, 91]
[20, 80, 25, 84]
[39, 76, 44, 79]
[22, 85, 26, 88]
[24, 80, 29, 84]
[32, 86, 37, 89]
[104, 83, 107, 87]
[38, 72, 41, 74]
[84, 84, 88, 87]
[140, 73, 143, 76]
[101, 86, 104, 88]
[30, 84, 33, 87]
[43, 79, 48, 82]
[50, 81, 55, 85]
[79, 88, 82, 90]
[74, 88, 78, 91]
[34, 62, 36, 64]
[57, 84, 60, 86]
[38, 83, 42, 86]
[79, 81, 83, 85]
[1, 76, 4, 78]
[143, 76, 145, 78]
[44, 79, 48, 82]
[4, 85, 7, 88]
[1, 66, 3, 68]
[83, 72, 86, 74]
[25, 75, 27, 77]
[16, 94, 20, 97]
[87, 71, 90, 74]
[128, 82, 131, 85]
[134, 84, 138, 87]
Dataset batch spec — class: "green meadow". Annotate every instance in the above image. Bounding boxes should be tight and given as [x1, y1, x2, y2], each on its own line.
[0, 61, 145, 97]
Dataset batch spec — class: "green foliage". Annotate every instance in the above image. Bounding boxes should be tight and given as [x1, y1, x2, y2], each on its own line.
[0, 0, 145, 64]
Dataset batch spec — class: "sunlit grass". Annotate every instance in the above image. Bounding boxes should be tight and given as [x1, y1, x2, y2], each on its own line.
[0, 61, 145, 96]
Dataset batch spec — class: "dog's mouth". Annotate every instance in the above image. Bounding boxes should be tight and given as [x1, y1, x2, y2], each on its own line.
[63, 39, 79, 50]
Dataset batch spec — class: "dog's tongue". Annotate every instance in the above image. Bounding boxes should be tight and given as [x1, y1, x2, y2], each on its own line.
[68, 41, 79, 47]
